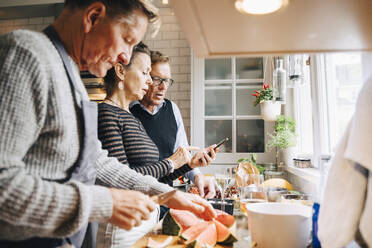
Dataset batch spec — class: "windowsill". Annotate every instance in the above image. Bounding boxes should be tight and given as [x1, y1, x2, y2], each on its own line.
[286, 165, 320, 183]
[286, 165, 320, 195]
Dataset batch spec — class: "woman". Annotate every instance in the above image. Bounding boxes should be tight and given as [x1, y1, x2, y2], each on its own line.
[97, 42, 216, 247]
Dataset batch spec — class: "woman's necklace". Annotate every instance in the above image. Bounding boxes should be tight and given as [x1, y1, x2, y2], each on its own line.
[105, 98, 124, 109]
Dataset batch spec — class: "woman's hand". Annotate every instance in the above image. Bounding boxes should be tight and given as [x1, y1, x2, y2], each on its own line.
[109, 188, 156, 230]
[189, 145, 218, 168]
[163, 191, 216, 221]
[168, 146, 201, 169]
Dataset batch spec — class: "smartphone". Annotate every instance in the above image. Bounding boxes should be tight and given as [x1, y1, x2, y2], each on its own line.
[207, 137, 229, 156]
[214, 137, 229, 150]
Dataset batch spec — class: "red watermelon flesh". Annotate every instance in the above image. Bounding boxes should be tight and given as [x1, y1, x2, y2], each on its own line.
[213, 220, 237, 245]
[181, 221, 210, 243]
[186, 222, 217, 247]
[214, 209, 235, 228]
[162, 209, 202, 236]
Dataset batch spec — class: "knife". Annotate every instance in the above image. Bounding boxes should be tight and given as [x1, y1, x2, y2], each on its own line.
[151, 190, 177, 205]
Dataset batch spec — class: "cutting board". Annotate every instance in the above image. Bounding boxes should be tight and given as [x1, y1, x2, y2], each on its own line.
[133, 234, 231, 248]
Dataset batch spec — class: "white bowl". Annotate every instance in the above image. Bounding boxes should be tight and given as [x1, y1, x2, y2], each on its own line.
[245, 202, 312, 248]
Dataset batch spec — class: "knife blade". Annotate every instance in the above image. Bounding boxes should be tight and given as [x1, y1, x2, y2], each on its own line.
[151, 190, 177, 205]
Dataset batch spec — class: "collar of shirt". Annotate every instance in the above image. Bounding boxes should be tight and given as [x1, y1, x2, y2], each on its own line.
[130, 100, 166, 115]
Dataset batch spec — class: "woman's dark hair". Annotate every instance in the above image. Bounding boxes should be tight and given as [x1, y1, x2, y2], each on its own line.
[104, 42, 151, 97]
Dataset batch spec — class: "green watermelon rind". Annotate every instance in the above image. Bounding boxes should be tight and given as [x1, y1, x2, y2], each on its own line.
[162, 211, 181, 236]
[186, 241, 214, 248]
[186, 240, 197, 248]
[217, 233, 238, 245]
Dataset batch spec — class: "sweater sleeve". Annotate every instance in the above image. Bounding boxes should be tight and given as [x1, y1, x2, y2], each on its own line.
[98, 107, 173, 179]
[95, 140, 173, 194]
[0, 40, 112, 240]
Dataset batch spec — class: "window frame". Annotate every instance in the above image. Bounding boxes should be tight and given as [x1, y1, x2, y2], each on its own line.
[191, 55, 275, 164]
[294, 53, 363, 168]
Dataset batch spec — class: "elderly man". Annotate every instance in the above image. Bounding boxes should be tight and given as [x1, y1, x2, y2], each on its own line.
[0, 1, 214, 247]
[130, 50, 216, 199]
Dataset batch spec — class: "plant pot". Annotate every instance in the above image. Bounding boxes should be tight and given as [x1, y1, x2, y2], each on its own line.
[260, 101, 281, 121]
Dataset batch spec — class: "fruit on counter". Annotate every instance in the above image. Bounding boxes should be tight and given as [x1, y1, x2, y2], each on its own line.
[162, 209, 202, 236]
[185, 222, 217, 248]
[162, 209, 237, 247]
[181, 222, 210, 242]
[235, 161, 260, 187]
[147, 236, 173, 248]
[214, 209, 235, 228]
[261, 178, 294, 190]
[213, 219, 237, 245]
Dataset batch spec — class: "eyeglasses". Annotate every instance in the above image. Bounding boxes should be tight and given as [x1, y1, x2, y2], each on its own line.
[151, 76, 174, 87]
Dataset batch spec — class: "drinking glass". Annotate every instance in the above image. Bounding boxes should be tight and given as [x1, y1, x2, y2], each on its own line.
[215, 167, 234, 212]
[239, 174, 265, 215]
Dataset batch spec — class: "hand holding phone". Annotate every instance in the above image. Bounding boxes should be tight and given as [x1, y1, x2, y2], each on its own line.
[208, 137, 229, 156]
[192, 138, 229, 167]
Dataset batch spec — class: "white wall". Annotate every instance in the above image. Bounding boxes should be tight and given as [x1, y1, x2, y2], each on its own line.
[143, 3, 192, 140]
[0, 16, 54, 34]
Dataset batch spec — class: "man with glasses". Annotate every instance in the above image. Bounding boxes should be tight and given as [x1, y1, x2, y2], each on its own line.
[130, 50, 216, 199]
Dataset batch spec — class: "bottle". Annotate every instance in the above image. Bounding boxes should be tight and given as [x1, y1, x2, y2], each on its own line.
[273, 58, 286, 101]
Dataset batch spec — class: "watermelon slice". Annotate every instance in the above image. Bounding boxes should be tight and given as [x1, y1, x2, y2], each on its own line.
[214, 209, 235, 228]
[181, 221, 210, 242]
[213, 220, 237, 245]
[147, 236, 173, 248]
[186, 222, 217, 248]
[162, 209, 202, 236]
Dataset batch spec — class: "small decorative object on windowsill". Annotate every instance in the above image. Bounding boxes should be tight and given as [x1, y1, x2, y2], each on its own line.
[252, 83, 281, 121]
[267, 115, 297, 167]
[293, 158, 311, 168]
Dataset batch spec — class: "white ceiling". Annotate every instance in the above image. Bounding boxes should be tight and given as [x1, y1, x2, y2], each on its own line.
[170, 0, 372, 57]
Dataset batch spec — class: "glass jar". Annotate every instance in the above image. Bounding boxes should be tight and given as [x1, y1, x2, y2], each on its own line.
[273, 58, 287, 101]
[264, 170, 285, 180]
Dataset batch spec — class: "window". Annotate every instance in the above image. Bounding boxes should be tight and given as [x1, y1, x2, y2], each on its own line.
[294, 53, 363, 167]
[192, 57, 275, 164]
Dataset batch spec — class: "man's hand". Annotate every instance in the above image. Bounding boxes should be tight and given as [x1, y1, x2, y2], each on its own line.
[164, 191, 216, 221]
[168, 146, 202, 169]
[194, 174, 216, 199]
[189, 145, 218, 168]
[109, 189, 156, 230]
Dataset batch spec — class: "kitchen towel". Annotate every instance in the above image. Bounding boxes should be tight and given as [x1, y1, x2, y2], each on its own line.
[318, 75, 372, 247]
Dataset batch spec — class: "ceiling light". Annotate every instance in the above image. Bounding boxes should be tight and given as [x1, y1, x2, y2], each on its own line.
[162, 0, 169, 5]
[235, 0, 285, 15]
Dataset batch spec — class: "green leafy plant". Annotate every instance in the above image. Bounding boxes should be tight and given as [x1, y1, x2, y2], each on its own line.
[252, 83, 273, 106]
[267, 115, 297, 164]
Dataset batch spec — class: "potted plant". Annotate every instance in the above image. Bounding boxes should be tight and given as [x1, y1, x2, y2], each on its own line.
[252, 84, 281, 121]
[267, 115, 297, 167]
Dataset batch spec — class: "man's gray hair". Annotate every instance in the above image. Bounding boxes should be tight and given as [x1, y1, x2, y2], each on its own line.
[64, 0, 160, 36]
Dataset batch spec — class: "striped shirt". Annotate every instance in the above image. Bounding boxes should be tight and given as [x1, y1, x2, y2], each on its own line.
[98, 103, 192, 183]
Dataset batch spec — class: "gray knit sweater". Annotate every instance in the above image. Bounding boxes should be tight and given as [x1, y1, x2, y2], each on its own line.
[0, 30, 172, 240]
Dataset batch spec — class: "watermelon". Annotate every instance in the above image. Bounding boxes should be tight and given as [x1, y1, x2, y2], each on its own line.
[181, 221, 210, 242]
[162, 209, 202, 236]
[186, 222, 217, 248]
[214, 209, 235, 228]
[213, 220, 237, 245]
